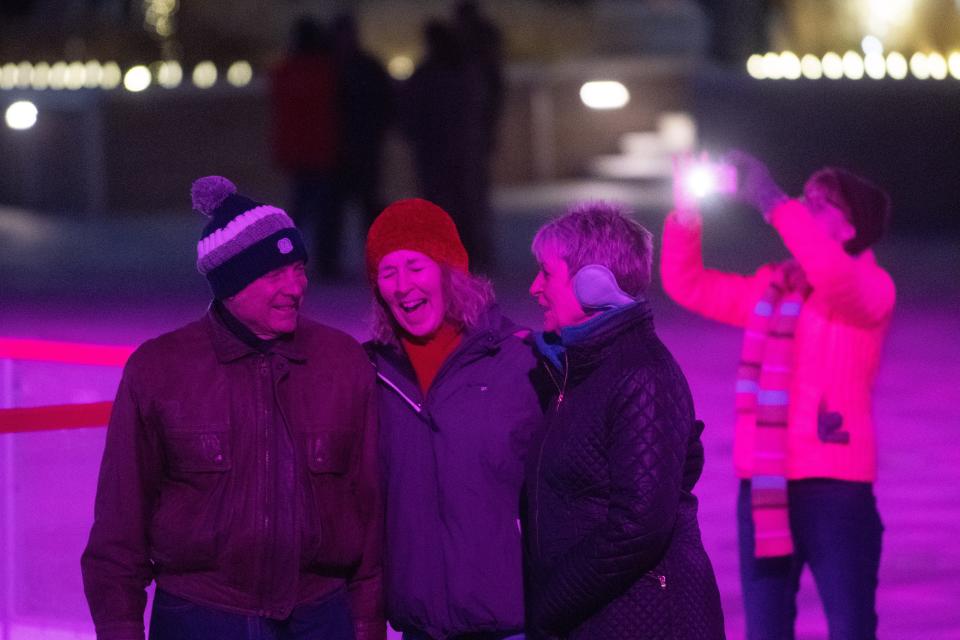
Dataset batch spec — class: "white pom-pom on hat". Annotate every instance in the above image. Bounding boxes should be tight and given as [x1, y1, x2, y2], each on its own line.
[191, 175, 237, 216]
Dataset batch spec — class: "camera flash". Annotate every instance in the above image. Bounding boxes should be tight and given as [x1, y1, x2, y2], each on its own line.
[686, 165, 717, 199]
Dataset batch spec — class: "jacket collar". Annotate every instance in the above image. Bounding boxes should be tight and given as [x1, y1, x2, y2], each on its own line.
[367, 304, 518, 382]
[205, 303, 307, 364]
[535, 299, 653, 371]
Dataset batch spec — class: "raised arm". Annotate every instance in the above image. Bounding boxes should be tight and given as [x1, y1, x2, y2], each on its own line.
[722, 150, 895, 326]
[770, 200, 895, 326]
[660, 155, 772, 327]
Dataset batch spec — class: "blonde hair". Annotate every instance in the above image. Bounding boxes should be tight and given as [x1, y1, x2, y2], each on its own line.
[532, 200, 653, 297]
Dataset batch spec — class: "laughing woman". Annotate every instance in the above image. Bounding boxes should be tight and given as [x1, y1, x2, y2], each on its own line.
[523, 201, 724, 639]
[364, 198, 541, 640]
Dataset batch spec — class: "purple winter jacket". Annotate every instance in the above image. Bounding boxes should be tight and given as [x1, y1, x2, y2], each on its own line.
[81, 310, 384, 640]
[366, 307, 542, 639]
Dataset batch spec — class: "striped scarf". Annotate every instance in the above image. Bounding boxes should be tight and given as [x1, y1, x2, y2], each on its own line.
[736, 261, 810, 558]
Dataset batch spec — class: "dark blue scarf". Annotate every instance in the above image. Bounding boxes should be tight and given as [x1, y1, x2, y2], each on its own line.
[534, 300, 642, 371]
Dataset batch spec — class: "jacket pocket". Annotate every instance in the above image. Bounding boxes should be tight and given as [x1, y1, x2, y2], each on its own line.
[305, 430, 353, 475]
[165, 427, 232, 472]
[302, 430, 362, 568]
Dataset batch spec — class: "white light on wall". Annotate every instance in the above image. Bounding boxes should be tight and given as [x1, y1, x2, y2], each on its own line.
[861, 35, 884, 57]
[5, 100, 38, 130]
[842, 51, 865, 79]
[658, 112, 696, 152]
[864, 53, 886, 79]
[780, 51, 802, 79]
[579, 80, 630, 109]
[123, 65, 152, 92]
[226, 61, 253, 87]
[49, 61, 67, 90]
[192, 61, 217, 88]
[800, 54, 823, 79]
[927, 52, 947, 79]
[388, 55, 414, 81]
[31, 62, 50, 90]
[16, 61, 32, 89]
[101, 62, 122, 89]
[949, 52, 960, 79]
[66, 61, 86, 89]
[84, 60, 103, 89]
[909, 52, 930, 79]
[0, 63, 16, 89]
[886, 52, 908, 79]
[157, 60, 183, 88]
[822, 52, 844, 79]
[762, 52, 783, 79]
[867, 0, 915, 37]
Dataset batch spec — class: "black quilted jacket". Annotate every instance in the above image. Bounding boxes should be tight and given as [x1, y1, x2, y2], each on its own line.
[524, 303, 725, 639]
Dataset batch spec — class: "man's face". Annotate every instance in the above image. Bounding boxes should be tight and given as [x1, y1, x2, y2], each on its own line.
[377, 249, 446, 339]
[530, 246, 589, 333]
[804, 181, 856, 245]
[223, 262, 307, 339]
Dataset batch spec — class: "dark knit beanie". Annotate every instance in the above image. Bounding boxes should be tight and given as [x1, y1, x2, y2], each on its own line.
[804, 168, 891, 255]
[365, 198, 469, 283]
[192, 176, 307, 298]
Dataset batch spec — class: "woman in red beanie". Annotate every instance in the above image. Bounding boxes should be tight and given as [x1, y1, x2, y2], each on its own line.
[662, 151, 894, 639]
[364, 198, 541, 640]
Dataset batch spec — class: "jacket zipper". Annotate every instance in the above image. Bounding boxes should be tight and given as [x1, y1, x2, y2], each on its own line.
[646, 570, 667, 590]
[543, 353, 568, 407]
[534, 353, 568, 554]
[374, 330, 496, 418]
[375, 370, 422, 414]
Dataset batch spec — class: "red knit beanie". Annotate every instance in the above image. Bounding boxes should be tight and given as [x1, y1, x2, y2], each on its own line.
[365, 198, 469, 282]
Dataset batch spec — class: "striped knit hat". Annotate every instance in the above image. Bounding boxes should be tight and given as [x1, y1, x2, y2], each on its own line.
[192, 175, 307, 299]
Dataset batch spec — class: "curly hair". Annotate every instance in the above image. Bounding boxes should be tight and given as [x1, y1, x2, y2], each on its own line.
[369, 265, 495, 345]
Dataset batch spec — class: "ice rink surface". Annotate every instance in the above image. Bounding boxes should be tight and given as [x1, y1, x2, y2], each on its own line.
[2, 182, 958, 639]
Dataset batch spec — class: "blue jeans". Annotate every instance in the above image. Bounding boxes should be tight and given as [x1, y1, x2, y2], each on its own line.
[737, 479, 883, 640]
[149, 588, 355, 640]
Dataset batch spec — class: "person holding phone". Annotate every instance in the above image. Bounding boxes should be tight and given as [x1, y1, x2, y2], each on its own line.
[662, 151, 894, 639]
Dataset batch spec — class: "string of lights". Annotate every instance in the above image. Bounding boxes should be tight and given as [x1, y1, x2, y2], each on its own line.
[746, 50, 960, 81]
[0, 59, 254, 92]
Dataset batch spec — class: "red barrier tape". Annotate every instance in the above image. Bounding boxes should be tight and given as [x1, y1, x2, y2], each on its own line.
[0, 337, 134, 366]
[0, 401, 112, 434]
[0, 337, 129, 433]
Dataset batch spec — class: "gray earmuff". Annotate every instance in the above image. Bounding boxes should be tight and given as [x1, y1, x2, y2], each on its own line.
[573, 264, 635, 310]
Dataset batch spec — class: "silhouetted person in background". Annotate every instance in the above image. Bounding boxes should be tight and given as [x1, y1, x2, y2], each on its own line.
[454, 0, 504, 152]
[332, 13, 394, 233]
[402, 19, 494, 273]
[697, 0, 778, 65]
[270, 17, 342, 278]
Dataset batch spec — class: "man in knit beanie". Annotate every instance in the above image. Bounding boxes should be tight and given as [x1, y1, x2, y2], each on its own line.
[82, 177, 385, 640]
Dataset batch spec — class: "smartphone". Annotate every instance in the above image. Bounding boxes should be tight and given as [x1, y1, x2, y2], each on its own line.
[685, 162, 737, 199]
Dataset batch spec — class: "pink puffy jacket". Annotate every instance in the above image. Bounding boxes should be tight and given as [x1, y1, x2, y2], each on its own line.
[661, 200, 895, 481]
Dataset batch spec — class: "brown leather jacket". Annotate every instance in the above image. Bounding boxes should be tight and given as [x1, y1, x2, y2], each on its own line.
[81, 310, 384, 640]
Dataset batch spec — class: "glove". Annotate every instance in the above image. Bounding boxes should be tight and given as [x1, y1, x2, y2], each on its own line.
[724, 149, 788, 218]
